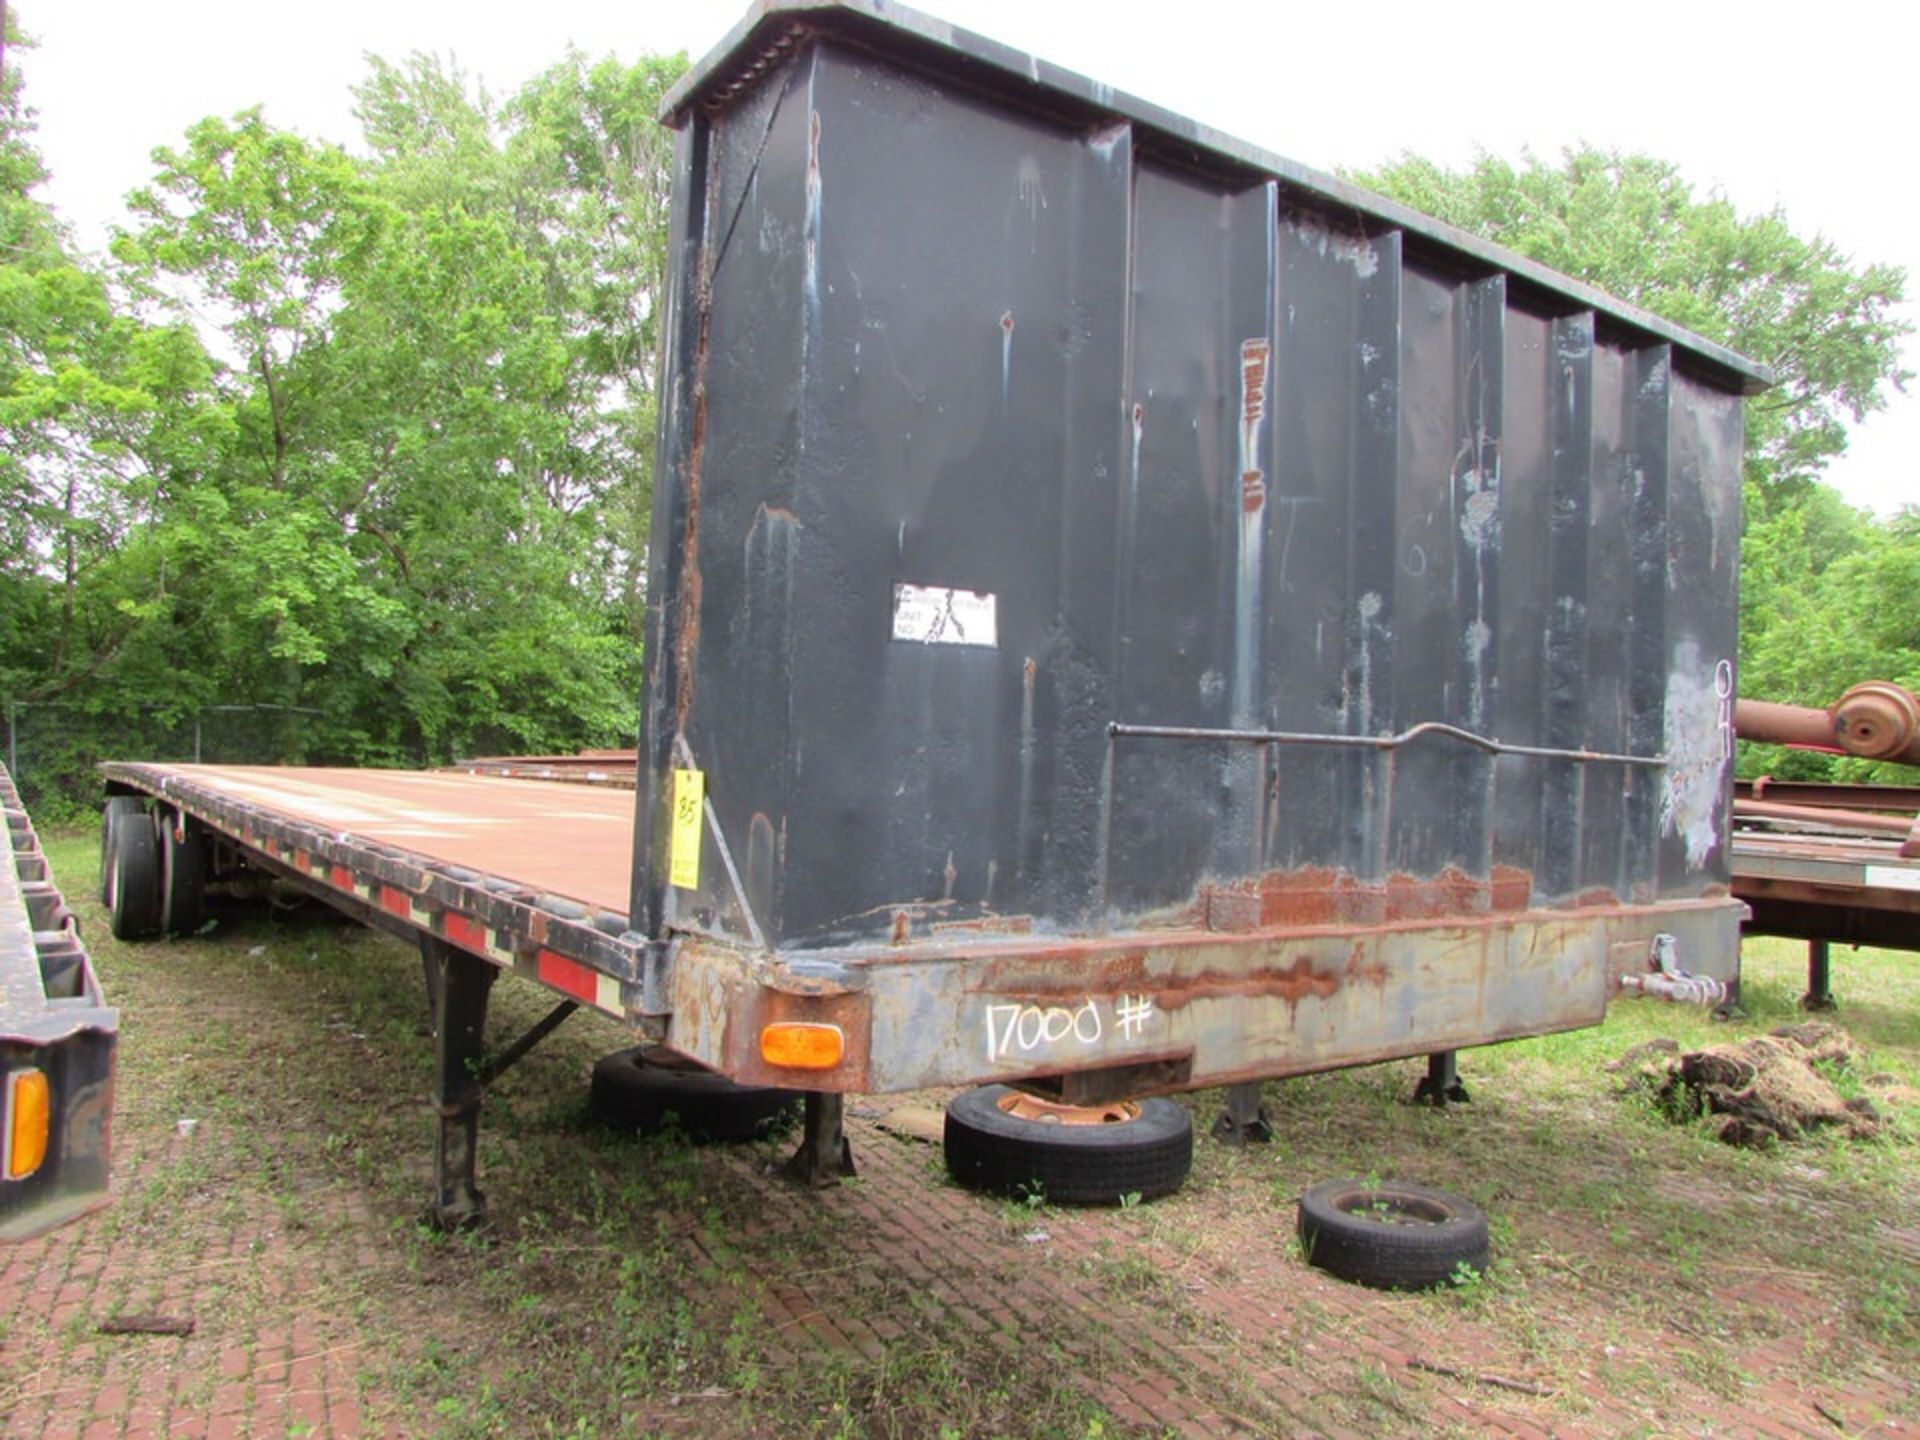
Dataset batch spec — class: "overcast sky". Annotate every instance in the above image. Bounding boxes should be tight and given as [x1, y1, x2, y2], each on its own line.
[17, 0, 1918, 514]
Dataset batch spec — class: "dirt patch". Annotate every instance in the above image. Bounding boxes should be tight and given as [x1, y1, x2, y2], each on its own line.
[1645, 1022, 1885, 1146]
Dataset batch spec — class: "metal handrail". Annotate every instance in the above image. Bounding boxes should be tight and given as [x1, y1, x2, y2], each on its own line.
[1107, 720, 1666, 768]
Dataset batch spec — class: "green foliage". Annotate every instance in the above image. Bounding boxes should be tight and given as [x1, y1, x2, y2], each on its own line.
[1739, 493, 1920, 779]
[3, 18, 687, 800]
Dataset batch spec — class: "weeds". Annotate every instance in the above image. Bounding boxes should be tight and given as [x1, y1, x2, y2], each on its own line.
[12, 830, 1920, 1439]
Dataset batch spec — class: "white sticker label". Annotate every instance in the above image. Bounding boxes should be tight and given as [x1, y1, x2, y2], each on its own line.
[892, 583, 997, 647]
[1864, 865, 1920, 892]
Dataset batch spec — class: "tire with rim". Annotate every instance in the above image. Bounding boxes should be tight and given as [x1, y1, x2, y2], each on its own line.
[99, 796, 146, 906]
[108, 809, 164, 941]
[1296, 1178, 1489, 1290]
[589, 1046, 799, 1142]
[158, 810, 210, 936]
[943, 1084, 1193, 1205]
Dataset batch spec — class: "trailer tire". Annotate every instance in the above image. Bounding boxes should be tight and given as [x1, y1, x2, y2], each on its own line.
[158, 811, 209, 936]
[1296, 1178, 1489, 1291]
[943, 1085, 1193, 1205]
[108, 810, 164, 941]
[589, 1046, 799, 1142]
[99, 796, 145, 905]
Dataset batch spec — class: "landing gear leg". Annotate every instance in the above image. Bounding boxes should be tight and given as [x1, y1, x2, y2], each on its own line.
[1802, 939, 1837, 1012]
[783, 1092, 856, 1187]
[1211, 1081, 1273, 1144]
[422, 936, 497, 1229]
[1413, 1050, 1470, 1107]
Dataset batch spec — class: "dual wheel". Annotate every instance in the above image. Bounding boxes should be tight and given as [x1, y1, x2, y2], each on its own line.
[100, 799, 208, 941]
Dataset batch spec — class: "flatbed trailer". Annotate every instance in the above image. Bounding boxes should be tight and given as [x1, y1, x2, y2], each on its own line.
[101, 0, 1767, 1222]
[2, 765, 116, 1240]
[1732, 803, 1920, 1007]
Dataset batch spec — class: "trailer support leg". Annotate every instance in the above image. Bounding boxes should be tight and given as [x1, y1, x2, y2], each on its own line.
[1211, 1081, 1272, 1144]
[422, 937, 497, 1230]
[1802, 939, 1837, 1012]
[783, 1092, 856, 1187]
[1413, 1050, 1469, 1107]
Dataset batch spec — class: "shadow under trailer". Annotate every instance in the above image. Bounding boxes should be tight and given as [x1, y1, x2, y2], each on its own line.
[88, 0, 1765, 1227]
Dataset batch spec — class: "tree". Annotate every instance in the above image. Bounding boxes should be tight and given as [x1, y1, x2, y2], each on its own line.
[101, 51, 688, 766]
[6, 26, 689, 803]
[0, 11, 216, 711]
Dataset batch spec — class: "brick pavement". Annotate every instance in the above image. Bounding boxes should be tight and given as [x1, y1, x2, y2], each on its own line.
[0, 1109, 406, 1438]
[5, 1015, 1918, 1439]
[704, 1109, 1920, 1440]
[6, 1097, 1919, 1438]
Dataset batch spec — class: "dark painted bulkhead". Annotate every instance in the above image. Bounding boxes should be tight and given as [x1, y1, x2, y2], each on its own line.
[636, 5, 1757, 961]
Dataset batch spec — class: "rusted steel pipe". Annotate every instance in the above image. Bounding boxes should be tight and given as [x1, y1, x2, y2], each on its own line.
[1734, 798, 1920, 859]
[1736, 799, 1915, 836]
[1741, 778, 1920, 812]
[1734, 699, 1843, 752]
[1735, 681, 1920, 766]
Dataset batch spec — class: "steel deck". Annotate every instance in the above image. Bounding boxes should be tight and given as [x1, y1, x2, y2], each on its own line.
[116, 765, 637, 916]
[1731, 821, 1920, 952]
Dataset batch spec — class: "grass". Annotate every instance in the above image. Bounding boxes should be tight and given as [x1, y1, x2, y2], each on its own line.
[11, 822, 1920, 1437]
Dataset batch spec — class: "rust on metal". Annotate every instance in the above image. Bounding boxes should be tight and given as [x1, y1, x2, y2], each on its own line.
[673, 241, 718, 739]
[1196, 863, 1533, 932]
[1733, 777, 1920, 947]
[1736, 682, 1920, 767]
[708, 966, 873, 1091]
[930, 913, 1033, 936]
[997, 1092, 1137, 1125]
[1743, 777, 1920, 813]
[1739, 798, 1919, 839]
[1490, 865, 1531, 911]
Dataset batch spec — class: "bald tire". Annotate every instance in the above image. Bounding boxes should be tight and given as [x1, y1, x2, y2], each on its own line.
[943, 1085, 1193, 1205]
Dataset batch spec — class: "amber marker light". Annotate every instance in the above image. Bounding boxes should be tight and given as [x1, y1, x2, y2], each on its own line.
[4, 1069, 51, 1181]
[759, 1022, 845, 1070]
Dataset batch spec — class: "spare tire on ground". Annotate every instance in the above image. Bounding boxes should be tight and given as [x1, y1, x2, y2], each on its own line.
[943, 1084, 1193, 1205]
[589, 1046, 799, 1142]
[1296, 1178, 1489, 1291]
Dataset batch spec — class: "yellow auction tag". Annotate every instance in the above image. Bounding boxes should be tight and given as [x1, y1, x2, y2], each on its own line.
[669, 768, 704, 890]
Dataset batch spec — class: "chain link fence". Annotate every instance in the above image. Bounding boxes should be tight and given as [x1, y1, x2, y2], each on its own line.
[3, 703, 326, 819]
